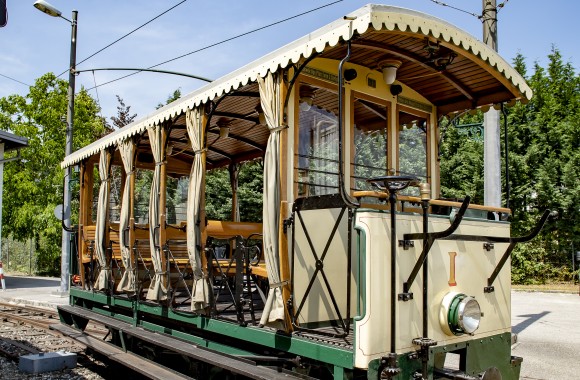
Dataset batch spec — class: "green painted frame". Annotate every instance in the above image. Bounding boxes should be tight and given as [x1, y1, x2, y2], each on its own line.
[69, 287, 354, 369]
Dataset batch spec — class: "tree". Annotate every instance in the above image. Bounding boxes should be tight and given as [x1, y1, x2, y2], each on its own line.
[237, 161, 264, 222]
[157, 89, 182, 223]
[110, 95, 137, 130]
[205, 160, 264, 223]
[440, 48, 580, 284]
[157, 89, 181, 109]
[0, 73, 105, 274]
[439, 121, 484, 203]
[108, 96, 138, 217]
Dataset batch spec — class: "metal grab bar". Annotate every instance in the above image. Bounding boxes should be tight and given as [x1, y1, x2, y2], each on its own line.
[436, 209, 552, 292]
[401, 203, 552, 294]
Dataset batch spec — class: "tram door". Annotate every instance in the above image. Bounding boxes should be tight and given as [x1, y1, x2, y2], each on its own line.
[291, 82, 350, 329]
[291, 89, 388, 329]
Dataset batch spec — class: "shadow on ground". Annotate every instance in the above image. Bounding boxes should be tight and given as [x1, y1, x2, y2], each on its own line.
[2, 276, 59, 289]
[512, 311, 550, 334]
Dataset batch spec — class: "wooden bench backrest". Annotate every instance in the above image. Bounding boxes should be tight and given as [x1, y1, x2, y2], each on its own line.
[80, 225, 96, 262]
[206, 221, 262, 240]
[108, 223, 121, 260]
[133, 225, 151, 259]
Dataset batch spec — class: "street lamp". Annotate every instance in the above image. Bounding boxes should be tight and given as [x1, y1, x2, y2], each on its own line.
[33, 0, 77, 294]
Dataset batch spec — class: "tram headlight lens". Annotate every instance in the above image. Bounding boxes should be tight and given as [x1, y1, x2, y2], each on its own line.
[443, 293, 482, 335]
[458, 296, 481, 333]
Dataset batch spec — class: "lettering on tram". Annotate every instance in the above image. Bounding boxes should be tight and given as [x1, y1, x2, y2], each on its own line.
[448, 252, 457, 287]
[55, 5, 550, 380]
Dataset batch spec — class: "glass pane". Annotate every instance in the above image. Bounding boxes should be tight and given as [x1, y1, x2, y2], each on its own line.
[399, 111, 428, 196]
[296, 85, 339, 197]
[352, 98, 388, 192]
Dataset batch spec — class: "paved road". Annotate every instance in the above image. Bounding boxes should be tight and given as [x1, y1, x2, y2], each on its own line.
[0, 275, 68, 308]
[512, 291, 580, 379]
[0, 276, 578, 378]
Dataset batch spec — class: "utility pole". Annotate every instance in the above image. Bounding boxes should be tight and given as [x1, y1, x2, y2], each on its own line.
[482, 0, 501, 210]
[60, 9, 77, 293]
[34, 1, 78, 293]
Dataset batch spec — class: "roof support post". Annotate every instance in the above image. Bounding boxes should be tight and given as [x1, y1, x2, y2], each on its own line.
[483, 0, 502, 210]
[229, 163, 240, 222]
[278, 74, 292, 332]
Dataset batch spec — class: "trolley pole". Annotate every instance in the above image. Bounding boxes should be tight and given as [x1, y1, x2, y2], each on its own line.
[482, 0, 502, 210]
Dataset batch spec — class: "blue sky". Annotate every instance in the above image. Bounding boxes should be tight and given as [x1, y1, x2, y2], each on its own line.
[1, 1, 578, 120]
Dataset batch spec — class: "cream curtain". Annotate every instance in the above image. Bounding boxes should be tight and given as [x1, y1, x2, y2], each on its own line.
[146, 124, 168, 301]
[116, 138, 136, 294]
[94, 148, 113, 291]
[186, 107, 211, 311]
[258, 72, 285, 327]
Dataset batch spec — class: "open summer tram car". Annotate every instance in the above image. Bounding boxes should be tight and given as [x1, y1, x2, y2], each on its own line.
[56, 5, 549, 380]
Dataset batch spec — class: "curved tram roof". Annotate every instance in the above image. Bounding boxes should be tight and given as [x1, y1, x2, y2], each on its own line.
[62, 4, 531, 169]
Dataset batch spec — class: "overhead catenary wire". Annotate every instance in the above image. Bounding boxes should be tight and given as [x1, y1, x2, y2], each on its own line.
[496, 0, 510, 14]
[427, 0, 480, 19]
[427, 0, 507, 21]
[0, 73, 31, 87]
[86, 0, 343, 91]
[91, 70, 105, 124]
[56, 0, 189, 78]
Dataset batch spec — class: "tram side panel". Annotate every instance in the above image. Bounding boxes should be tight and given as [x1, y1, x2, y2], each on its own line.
[354, 211, 512, 370]
[292, 206, 358, 327]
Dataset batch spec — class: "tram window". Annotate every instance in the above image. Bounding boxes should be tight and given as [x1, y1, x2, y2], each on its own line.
[296, 84, 339, 197]
[398, 111, 428, 196]
[351, 98, 389, 192]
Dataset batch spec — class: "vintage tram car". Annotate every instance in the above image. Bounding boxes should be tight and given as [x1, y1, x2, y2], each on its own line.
[56, 5, 547, 379]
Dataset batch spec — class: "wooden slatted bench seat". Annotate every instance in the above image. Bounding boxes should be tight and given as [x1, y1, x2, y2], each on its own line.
[80, 225, 96, 264]
[109, 224, 124, 259]
[212, 263, 268, 279]
[165, 225, 189, 268]
[132, 226, 153, 284]
[205, 221, 268, 279]
[134, 239, 152, 263]
[108, 226, 123, 284]
[249, 264, 267, 278]
[206, 221, 262, 240]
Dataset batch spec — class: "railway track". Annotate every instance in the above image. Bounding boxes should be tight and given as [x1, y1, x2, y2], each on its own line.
[0, 301, 120, 379]
[0, 301, 89, 354]
[0, 302, 191, 379]
[0, 301, 108, 337]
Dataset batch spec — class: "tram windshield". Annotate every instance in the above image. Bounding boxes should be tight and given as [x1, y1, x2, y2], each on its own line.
[352, 97, 389, 192]
[399, 111, 428, 196]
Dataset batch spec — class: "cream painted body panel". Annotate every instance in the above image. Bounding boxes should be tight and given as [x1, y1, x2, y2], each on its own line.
[293, 207, 357, 324]
[354, 210, 512, 369]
